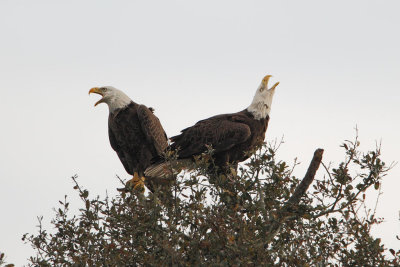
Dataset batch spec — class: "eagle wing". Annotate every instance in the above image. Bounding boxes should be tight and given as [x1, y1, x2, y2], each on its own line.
[171, 114, 251, 158]
[137, 105, 168, 155]
[108, 126, 133, 175]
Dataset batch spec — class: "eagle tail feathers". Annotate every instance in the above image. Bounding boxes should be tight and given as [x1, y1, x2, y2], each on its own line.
[144, 159, 191, 179]
[145, 162, 172, 178]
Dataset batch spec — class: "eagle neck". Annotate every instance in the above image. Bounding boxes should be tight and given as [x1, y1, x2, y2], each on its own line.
[110, 102, 135, 117]
[247, 85, 274, 120]
[247, 102, 269, 120]
[108, 98, 133, 114]
[241, 109, 269, 121]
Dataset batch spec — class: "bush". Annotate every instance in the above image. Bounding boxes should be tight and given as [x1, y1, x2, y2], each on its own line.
[23, 135, 399, 266]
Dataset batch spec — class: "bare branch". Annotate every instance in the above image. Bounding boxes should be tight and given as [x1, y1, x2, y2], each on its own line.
[287, 149, 324, 206]
[265, 148, 324, 242]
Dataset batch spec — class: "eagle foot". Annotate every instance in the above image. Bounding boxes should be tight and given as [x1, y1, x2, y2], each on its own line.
[117, 172, 146, 193]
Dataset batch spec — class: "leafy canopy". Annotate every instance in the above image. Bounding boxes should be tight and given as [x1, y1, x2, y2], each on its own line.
[18, 134, 399, 266]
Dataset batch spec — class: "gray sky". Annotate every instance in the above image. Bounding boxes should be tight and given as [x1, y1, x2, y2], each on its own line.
[1, 0, 399, 265]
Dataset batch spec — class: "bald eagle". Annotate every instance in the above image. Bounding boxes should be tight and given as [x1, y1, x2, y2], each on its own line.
[145, 75, 279, 180]
[89, 86, 168, 190]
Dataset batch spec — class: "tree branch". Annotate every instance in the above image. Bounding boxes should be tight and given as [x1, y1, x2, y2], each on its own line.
[265, 148, 324, 243]
[287, 148, 324, 206]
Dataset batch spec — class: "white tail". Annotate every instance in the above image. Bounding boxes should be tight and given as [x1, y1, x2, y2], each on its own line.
[145, 162, 173, 178]
[144, 159, 192, 178]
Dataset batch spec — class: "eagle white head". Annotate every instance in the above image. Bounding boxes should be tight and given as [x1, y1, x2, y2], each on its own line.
[247, 75, 279, 120]
[89, 86, 132, 113]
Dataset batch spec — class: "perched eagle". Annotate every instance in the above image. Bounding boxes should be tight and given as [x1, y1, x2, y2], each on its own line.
[89, 86, 168, 190]
[145, 75, 279, 179]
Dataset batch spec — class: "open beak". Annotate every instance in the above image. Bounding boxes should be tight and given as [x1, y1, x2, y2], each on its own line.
[89, 87, 104, 106]
[262, 75, 279, 91]
[270, 81, 279, 91]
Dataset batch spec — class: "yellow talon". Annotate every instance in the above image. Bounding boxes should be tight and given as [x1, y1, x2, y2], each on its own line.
[133, 177, 145, 190]
[126, 172, 145, 192]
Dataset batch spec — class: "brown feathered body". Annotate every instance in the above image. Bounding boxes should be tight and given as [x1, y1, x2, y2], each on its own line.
[108, 102, 168, 176]
[169, 109, 269, 173]
[144, 75, 278, 179]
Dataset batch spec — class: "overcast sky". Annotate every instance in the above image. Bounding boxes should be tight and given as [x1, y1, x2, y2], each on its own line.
[1, 0, 399, 265]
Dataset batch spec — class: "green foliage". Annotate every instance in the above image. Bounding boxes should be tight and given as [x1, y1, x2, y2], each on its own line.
[23, 136, 399, 266]
[0, 252, 14, 267]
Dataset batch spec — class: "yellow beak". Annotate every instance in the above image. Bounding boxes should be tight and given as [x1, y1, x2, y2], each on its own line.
[262, 75, 272, 87]
[88, 87, 104, 106]
[89, 87, 102, 95]
[261, 75, 279, 91]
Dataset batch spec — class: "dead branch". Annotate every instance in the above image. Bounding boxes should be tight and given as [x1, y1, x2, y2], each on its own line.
[288, 148, 324, 205]
[265, 148, 324, 243]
